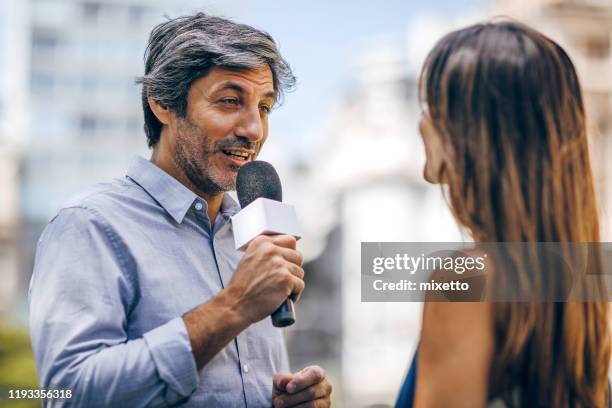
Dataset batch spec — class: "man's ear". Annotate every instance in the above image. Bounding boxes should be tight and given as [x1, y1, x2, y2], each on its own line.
[147, 97, 172, 125]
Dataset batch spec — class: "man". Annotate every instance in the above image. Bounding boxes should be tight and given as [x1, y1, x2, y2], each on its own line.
[29, 13, 332, 407]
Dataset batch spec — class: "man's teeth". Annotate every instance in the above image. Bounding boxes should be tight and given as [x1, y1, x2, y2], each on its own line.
[223, 150, 249, 160]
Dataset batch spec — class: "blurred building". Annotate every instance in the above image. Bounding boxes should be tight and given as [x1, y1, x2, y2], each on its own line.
[495, 0, 612, 239]
[0, 0, 29, 313]
[21, 0, 159, 230]
[15, 0, 188, 312]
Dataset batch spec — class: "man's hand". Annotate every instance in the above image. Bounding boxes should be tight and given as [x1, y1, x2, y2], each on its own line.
[272, 366, 332, 408]
[183, 234, 303, 369]
[227, 234, 305, 324]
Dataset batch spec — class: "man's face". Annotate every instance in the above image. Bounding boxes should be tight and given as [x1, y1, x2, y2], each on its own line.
[172, 66, 275, 195]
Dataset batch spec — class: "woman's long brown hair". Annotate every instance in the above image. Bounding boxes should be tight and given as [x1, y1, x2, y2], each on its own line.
[419, 20, 610, 407]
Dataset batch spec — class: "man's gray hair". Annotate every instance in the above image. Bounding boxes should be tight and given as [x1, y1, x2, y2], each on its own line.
[136, 12, 296, 148]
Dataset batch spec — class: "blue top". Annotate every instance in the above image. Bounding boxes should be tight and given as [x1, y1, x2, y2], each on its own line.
[28, 156, 290, 407]
[395, 351, 418, 408]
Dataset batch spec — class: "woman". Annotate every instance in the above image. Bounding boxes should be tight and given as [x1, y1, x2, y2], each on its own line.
[397, 20, 611, 407]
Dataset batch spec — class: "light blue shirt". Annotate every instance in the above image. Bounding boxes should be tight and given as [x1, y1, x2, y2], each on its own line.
[28, 156, 290, 407]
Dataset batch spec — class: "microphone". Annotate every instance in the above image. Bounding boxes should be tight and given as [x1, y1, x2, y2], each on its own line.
[233, 161, 301, 328]
[236, 160, 283, 206]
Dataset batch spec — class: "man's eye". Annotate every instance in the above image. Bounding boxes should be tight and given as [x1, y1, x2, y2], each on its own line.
[259, 105, 271, 114]
[219, 98, 239, 106]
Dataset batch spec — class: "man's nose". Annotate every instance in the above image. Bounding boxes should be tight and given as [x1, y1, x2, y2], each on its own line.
[235, 107, 264, 142]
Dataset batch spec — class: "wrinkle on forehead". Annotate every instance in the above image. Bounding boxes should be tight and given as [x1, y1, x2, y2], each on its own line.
[191, 66, 275, 97]
[222, 69, 274, 87]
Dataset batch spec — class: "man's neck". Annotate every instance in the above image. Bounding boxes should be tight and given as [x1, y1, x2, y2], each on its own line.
[150, 148, 223, 225]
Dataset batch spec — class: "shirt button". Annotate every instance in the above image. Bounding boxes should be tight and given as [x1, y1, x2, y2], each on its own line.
[243, 364, 249, 373]
[194, 202, 203, 211]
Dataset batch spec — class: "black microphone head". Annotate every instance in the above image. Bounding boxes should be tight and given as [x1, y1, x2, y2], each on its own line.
[236, 160, 283, 208]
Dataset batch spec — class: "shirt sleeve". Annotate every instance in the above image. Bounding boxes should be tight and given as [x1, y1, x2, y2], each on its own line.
[28, 206, 199, 407]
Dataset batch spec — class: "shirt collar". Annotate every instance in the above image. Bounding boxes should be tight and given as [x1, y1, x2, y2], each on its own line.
[126, 156, 242, 223]
[126, 156, 197, 223]
[220, 192, 241, 218]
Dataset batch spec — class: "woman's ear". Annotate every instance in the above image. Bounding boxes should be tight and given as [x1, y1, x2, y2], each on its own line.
[147, 97, 172, 126]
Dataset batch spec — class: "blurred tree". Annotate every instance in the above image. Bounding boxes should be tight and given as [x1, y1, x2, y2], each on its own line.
[0, 319, 39, 408]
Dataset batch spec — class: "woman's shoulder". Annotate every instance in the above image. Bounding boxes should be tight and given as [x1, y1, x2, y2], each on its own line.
[421, 247, 493, 343]
[416, 246, 494, 407]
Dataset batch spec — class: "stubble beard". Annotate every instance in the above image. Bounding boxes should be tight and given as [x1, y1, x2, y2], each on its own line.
[174, 117, 235, 196]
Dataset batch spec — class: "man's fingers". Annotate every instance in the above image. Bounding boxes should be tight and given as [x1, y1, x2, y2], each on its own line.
[286, 366, 325, 394]
[273, 373, 293, 392]
[252, 235, 302, 265]
[287, 263, 305, 281]
[290, 275, 305, 304]
[273, 384, 328, 408]
[269, 234, 297, 250]
[273, 366, 331, 408]
[291, 398, 330, 408]
[274, 386, 331, 408]
[278, 247, 304, 266]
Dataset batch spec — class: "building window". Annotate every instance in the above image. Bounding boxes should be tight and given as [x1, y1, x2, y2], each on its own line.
[79, 114, 97, 133]
[32, 29, 59, 50]
[82, 1, 101, 23]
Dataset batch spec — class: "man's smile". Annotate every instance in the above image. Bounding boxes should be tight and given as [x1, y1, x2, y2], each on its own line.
[219, 147, 255, 169]
[221, 148, 254, 162]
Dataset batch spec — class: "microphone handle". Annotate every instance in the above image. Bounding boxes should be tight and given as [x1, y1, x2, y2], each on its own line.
[271, 298, 295, 327]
